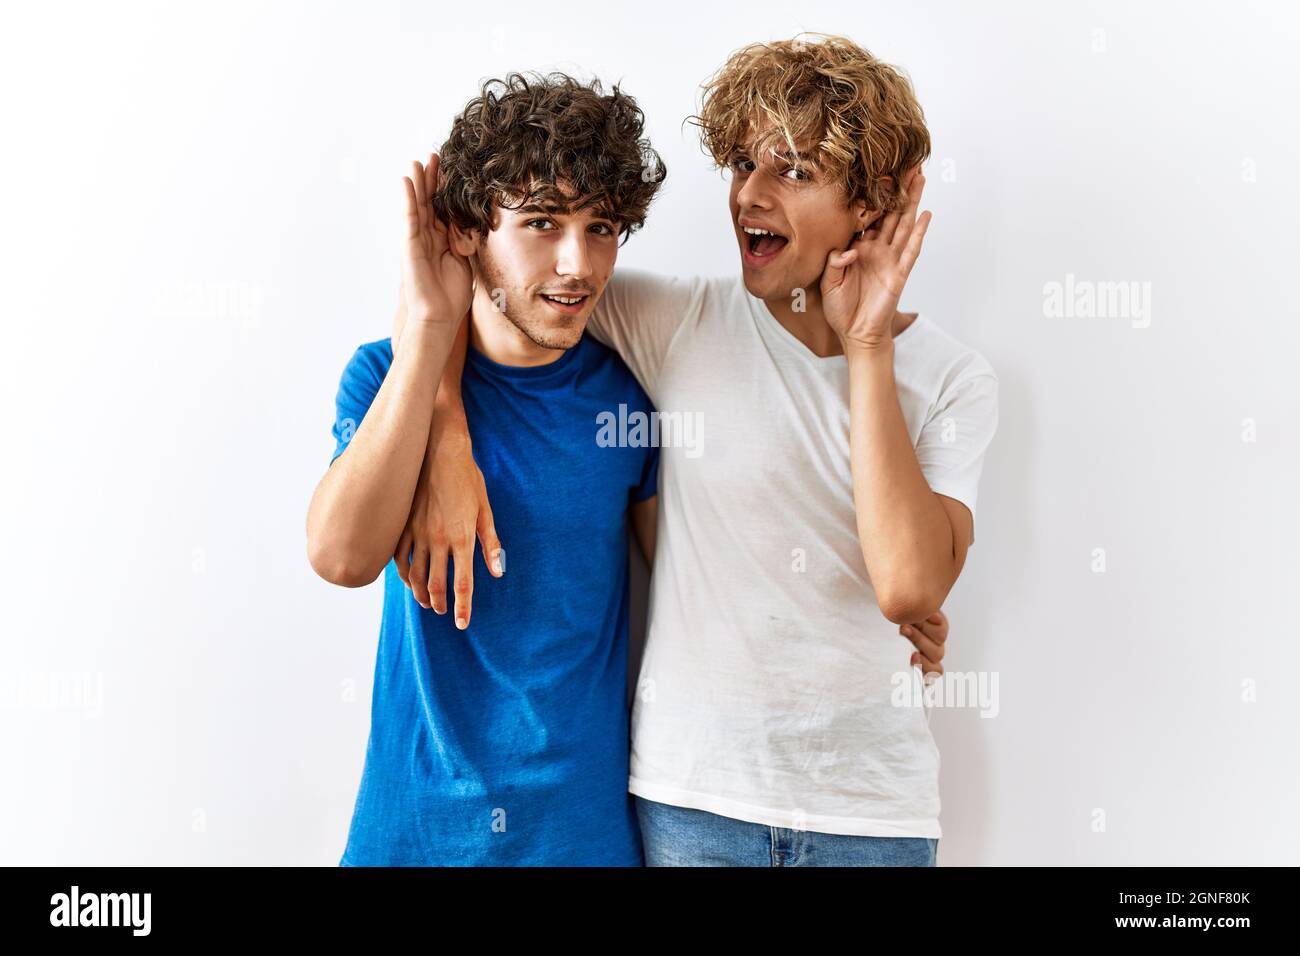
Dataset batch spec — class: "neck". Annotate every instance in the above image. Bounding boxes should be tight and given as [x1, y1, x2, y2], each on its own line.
[468, 283, 566, 367]
[763, 288, 842, 357]
[763, 286, 916, 357]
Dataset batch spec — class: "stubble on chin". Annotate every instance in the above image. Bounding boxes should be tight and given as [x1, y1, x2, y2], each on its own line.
[505, 302, 584, 351]
[477, 250, 585, 351]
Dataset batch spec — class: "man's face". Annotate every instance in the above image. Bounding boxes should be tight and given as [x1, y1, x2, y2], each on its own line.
[727, 128, 873, 302]
[464, 191, 620, 350]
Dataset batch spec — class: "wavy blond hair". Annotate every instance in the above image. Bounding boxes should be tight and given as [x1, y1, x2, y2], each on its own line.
[689, 33, 931, 214]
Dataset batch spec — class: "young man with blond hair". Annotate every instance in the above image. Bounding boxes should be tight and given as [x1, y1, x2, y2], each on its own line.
[399, 35, 997, 866]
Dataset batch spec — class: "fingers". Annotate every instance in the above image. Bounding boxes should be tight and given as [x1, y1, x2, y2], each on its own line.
[910, 651, 944, 679]
[422, 536, 448, 614]
[426, 152, 451, 238]
[410, 541, 435, 610]
[419, 153, 445, 219]
[477, 500, 505, 578]
[878, 171, 918, 246]
[890, 172, 926, 250]
[901, 621, 945, 670]
[449, 528, 474, 629]
[411, 160, 429, 234]
[394, 529, 414, 588]
[402, 176, 420, 241]
[923, 609, 949, 641]
[912, 611, 948, 645]
[820, 246, 857, 293]
[897, 210, 932, 280]
[877, 206, 903, 246]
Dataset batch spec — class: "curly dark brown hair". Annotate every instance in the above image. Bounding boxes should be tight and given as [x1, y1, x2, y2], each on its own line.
[432, 72, 666, 246]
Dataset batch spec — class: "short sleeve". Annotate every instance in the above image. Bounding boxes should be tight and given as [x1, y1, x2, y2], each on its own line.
[622, 372, 660, 504]
[633, 444, 660, 504]
[329, 342, 390, 465]
[586, 268, 704, 402]
[915, 369, 999, 539]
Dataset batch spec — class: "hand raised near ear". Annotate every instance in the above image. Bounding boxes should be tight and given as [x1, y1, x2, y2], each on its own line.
[821, 165, 931, 353]
[399, 152, 473, 336]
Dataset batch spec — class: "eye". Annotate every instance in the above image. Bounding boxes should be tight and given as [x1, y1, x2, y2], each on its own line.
[526, 218, 556, 231]
[730, 156, 755, 174]
[782, 166, 811, 182]
[589, 222, 615, 236]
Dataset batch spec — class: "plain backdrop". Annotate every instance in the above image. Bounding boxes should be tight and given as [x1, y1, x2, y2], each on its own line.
[2, 0, 1297, 865]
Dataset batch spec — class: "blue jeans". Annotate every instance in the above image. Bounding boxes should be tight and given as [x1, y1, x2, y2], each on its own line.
[635, 796, 938, 867]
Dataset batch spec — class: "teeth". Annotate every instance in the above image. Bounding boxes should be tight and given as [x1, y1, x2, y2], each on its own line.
[742, 226, 776, 236]
[544, 295, 584, 304]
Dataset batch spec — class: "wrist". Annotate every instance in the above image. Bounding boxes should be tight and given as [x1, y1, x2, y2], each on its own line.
[429, 410, 471, 448]
[399, 297, 464, 343]
[404, 308, 457, 332]
[845, 336, 895, 366]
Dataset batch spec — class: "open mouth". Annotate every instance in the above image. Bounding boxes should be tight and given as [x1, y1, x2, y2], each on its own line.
[743, 226, 789, 260]
[538, 292, 590, 314]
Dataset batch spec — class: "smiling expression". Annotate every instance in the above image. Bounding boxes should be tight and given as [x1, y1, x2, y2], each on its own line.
[728, 131, 880, 304]
[454, 189, 621, 350]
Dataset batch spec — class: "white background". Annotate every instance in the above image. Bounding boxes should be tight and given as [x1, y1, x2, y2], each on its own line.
[2, 0, 1297, 865]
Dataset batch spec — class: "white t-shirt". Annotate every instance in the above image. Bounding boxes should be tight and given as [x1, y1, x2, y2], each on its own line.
[588, 269, 999, 838]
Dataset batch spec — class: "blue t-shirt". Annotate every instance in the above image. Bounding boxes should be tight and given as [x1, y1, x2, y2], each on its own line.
[330, 333, 658, 866]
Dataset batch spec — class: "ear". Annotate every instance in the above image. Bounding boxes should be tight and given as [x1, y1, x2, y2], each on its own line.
[857, 207, 885, 233]
[449, 223, 479, 258]
[855, 173, 895, 233]
[853, 201, 885, 235]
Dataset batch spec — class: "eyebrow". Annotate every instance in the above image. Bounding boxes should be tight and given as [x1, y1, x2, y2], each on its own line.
[515, 201, 617, 223]
[731, 146, 819, 168]
[770, 147, 819, 168]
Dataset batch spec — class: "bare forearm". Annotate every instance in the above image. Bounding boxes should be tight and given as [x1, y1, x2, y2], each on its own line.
[399, 282, 470, 439]
[847, 343, 956, 622]
[307, 318, 458, 585]
[632, 495, 658, 566]
[431, 313, 469, 432]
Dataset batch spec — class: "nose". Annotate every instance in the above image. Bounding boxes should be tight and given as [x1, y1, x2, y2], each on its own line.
[555, 225, 593, 280]
[735, 165, 777, 211]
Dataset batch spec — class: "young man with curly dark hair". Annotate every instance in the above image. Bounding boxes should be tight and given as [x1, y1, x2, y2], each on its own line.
[306, 73, 667, 865]
[400, 35, 998, 867]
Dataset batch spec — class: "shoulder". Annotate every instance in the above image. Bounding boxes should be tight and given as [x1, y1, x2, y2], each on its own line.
[599, 268, 726, 318]
[333, 338, 393, 415]
[576, 331, 638, 383]
[576, 333, 654, 407]
[341, 337, 393, 383]
[900, 317, 998, 392]
[354, 336, 393, 367]
[604, 267, 704, 298]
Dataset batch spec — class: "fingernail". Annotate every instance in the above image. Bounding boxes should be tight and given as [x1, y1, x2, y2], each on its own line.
[901, 625, 912, 636]
[456, 616, 467, 630]
[491, 548, 506, 576]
